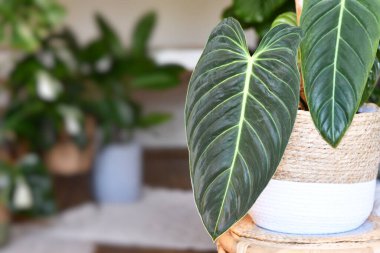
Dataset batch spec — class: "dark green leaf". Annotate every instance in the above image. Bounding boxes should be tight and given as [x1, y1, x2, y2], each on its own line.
[12, 22, 39, 52]
[158, 64, 184, 75]
[138, 113, 171, 128]
[222, 0, 295, 39]
[92, 98, 135, 128]
[130, 12, 156, 57]
[222, 6, 256, 30]
[123, 56, 156, 76]
[132, 73, 177, 90]
[131, 64, 184, 90]
[185, 18, 301, 240]
[370, 87, 380, 106]
[300, 0, 380, 147]
[95, 14, 124, 57]
[57, 28, 81, 58]
[361, 43, 380, 105]
[272, 12, 297, 28]
[230, 0, 287, 23]
[10, 56, 43, 87]
[44, 4, 65, 26]
[81, 39, 108, 64]
[13, 159, 56, 217]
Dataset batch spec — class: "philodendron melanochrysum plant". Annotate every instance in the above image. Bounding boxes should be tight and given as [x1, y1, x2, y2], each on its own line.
[185, 0, 380, 240]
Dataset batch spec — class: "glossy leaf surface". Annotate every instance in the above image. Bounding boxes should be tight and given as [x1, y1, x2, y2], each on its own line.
[185, 18, 301, 240]
[300, 0, 380, 146]
[361, 43, 380, 105]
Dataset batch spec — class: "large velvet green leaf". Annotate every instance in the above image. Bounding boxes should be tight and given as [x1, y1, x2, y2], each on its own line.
[300, 0, 380, 147]
[185, 18, 301, 240]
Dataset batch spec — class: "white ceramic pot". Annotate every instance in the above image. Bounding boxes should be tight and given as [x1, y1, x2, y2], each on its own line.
[93, 142, 142, 203]
[250, 179, 376, 234]
[249, 108, 380, 234]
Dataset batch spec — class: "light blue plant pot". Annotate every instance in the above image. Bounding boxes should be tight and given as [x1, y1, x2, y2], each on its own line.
[93, 142, 142, 203]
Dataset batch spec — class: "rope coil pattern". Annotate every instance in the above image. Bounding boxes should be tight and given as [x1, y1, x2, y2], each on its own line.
[273, 108, 380, 183]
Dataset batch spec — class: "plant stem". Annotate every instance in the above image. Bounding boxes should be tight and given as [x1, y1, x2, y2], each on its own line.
[295, 0, 308, 111]
[295, 0, 303, 25]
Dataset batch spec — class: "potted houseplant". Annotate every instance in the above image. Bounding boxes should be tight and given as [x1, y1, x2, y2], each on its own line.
[0, 0, 95, 177]
[0, 157, 55, 246]
[0, 0, 68, 219]
[84, 13, 184, 203]
[185, 0, 380, 240]
[0, 0, 64, 52]
[1, 20, 104, 176]
[10, 155, 56, 218]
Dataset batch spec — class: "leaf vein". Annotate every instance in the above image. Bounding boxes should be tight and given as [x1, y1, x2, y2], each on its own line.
[251, 74, 292, 122]
[243, 119, 270, 169]
[189, 92, 243, 141]
[254, 63, 298, 101]
[247, 90, 284, 145]
[344, 8, 373, 48]
[187, 72, 246, 122]
[255, 58, 299, 80]
[192, 125, 239, 172]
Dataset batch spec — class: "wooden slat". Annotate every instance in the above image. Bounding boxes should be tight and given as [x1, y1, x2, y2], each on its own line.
[143, 148, 190, 190]
[96, 245, 215, 253]
[52, 148, 190, 210]
[52, 171, 93, 210]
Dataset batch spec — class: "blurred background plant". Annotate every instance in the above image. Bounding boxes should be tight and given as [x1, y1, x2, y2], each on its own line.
[0, 0, 66, 221]
[370, 88, 380, 106]
[0, 0, 184, 224]
[80, 12, 184, 144]
[0, 0, 65, 52]
[223, 0, 295, 41]
[10, 155, 55, 217]
[79, 13, 184, 203]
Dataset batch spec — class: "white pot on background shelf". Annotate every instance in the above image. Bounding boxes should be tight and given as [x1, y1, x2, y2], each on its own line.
[93, 141, 142, 203]
[250, 107, 380, 235]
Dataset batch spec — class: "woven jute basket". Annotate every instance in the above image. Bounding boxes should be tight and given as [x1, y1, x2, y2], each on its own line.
[250, 105, 380, 234]
[273, 107, 380, 184]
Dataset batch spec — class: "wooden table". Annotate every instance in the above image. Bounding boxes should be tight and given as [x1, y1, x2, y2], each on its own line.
[217, 216, 380, 253]
[96, 245, 215, 253]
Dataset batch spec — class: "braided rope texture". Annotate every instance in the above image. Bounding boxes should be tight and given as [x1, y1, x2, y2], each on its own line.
[273, 107, 380, 183]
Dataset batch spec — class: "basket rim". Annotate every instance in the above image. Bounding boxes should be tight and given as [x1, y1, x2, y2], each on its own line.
[273, 103, 380, 184]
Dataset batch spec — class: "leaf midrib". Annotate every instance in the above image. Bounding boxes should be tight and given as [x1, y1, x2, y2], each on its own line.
[331, 0, 346, 141]
[212, 54, 255, 237]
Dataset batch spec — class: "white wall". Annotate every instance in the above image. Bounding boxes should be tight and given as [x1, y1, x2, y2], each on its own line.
[60, 0, 231, 48]
[59, 0, 235, 148]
